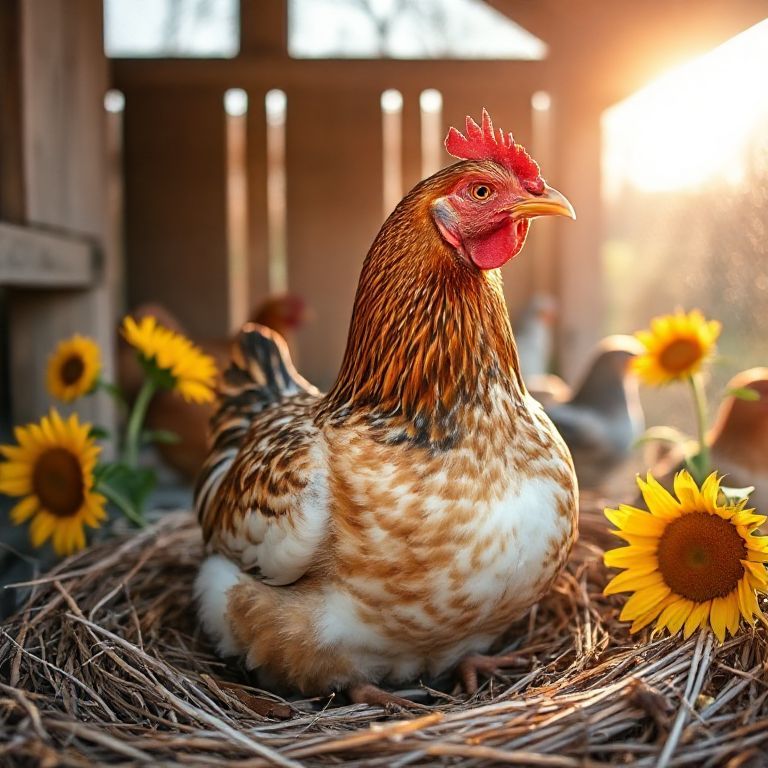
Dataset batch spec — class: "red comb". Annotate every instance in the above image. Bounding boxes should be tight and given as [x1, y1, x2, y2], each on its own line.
[444, 109, 544, 194]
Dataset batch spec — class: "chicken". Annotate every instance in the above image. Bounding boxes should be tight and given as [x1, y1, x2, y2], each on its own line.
[544, 335, 644, 490]
[514, 293, 558, 380]
[117, 296, 308, 481]
[710, 368, 768, 505]
[652, 368, 768, 507]
[526, 372, 571, 408]
[194, 110, 578, 705]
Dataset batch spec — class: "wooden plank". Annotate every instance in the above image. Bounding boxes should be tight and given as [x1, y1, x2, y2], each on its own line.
[9, 0, 117, 432]
[0, 223, 94, 287]
[285, 88, 383, 389]
[245, 88, 270, 313]
[114, 57, 549, 93]
[239, 0, 287, 56]
[122, 87, 230, 338]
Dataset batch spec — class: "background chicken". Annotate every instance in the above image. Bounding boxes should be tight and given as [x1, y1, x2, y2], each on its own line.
[514, 293, 558, 381]
[543, 335, 644, 490]
[194, 111, 578, 705]
[651, 367, 768, 507]
[117, 295, 308, 480]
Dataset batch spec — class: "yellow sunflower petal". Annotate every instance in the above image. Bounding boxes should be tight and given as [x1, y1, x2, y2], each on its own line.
[673, 471, 700, 513]
[604, 568, 664, 596]
[746, 547, 768, 563]
[741, 562, 768, 594]
[657, 597, 695, 636]
[10, 496, 39, 524]
[0, 475, 32, 496]
[605, 506, 667, 536]
[683, 601, 711, 639]
[736, 578, 759, 622]
[699, 473, 721, 513]
[604, 546, 658, 570]
[710, 596, 735, 642]
[630, 594, 677, 633]
[29, 513, 56, 548]
[732, 511, 767, 529]
[609, 529, 661, 547]
[637, 473, 681, 520]
[619, 584, 672, 621]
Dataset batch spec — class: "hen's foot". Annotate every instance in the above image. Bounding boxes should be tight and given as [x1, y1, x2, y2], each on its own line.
[347, 683, 429, 712]
[458, 653, 528, 695]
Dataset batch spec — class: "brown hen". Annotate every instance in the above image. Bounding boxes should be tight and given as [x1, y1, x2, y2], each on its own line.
[194, 111, 578, 703]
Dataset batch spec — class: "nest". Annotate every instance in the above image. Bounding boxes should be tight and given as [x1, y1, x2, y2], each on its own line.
[1, 499, 767, 767]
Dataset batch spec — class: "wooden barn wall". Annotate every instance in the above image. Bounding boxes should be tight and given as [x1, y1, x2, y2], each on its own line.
[116, 60, 544, 389]
[8, 0, 116, 429]
[122, 88, 230, 339]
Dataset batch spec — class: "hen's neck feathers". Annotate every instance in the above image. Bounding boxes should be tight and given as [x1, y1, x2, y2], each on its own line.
[321, 171, 525, 447]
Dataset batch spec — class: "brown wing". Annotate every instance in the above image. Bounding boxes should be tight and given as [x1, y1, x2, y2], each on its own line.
[194, 325, 327, 585]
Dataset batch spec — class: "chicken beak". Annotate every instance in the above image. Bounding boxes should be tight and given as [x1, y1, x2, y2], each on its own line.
[508, 185, 576, 221]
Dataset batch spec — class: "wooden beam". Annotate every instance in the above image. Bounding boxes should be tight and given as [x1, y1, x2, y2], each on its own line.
[0, 223, 95, 287]
[113, 57, 549, 92]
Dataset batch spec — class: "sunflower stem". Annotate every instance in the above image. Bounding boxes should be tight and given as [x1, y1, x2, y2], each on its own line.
[98, 479, 147, 528]
[124, 377, 157, 469]
[688, 373, 710, 484]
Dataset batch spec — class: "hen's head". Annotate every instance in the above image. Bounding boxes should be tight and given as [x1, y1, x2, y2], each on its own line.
[431, 109, 574, 270]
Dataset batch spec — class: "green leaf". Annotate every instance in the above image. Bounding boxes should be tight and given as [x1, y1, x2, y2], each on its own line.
[95, 462, 156, 523]
[727, 386, 761, 402]
[142, 429, 181, 446]
[88, 425, 111, 441]
[98, 380, 129, 410]
[139, 356, 177, 390]
[684, 451, 709, 486]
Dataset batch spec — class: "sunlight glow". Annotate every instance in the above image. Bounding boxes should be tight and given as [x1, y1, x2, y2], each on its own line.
[603, 18, 768, 196]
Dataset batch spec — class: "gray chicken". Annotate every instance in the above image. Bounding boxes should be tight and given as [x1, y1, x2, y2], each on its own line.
[543, 335, 644, 489]
[514, 293, 558, 380]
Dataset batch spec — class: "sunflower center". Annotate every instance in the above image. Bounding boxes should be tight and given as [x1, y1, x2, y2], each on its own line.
[658, 338, 702, 374]
[657, 512, 746, 602]
[32, 448, 85, 517]
[60, 355, 85, 385]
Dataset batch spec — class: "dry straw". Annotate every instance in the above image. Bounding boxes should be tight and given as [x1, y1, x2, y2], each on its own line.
[1, 498, 767, 766]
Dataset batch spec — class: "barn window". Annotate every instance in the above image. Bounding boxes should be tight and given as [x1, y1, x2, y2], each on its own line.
[105, 0, 239, 58]
[288, 0, 546, 59]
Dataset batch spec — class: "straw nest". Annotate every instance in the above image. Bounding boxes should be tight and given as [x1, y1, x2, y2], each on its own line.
[1, 498, 767, 767]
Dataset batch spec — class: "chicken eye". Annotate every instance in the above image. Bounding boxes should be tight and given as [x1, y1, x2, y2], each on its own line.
[470, 184, 492, 201]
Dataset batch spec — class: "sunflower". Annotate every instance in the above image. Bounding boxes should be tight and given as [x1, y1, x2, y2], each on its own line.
[46, 335, 101, 402]
[121, 315, 217, 403]
[0, 410, 106, 556]
[604, 471, 768, 642]
[633, 309, 721, 386]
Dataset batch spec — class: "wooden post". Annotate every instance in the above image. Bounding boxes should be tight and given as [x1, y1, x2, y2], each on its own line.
[3, 0, 118, 441]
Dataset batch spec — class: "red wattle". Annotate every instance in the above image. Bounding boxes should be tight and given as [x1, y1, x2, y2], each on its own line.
[466, 219, 529, 270]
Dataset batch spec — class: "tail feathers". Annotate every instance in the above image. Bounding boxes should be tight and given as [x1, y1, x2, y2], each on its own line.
[210, 323, 317, 450]
[222, 323, 316, 410]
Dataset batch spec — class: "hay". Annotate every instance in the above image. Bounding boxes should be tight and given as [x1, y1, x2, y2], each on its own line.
[1, 498, 767, 767]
